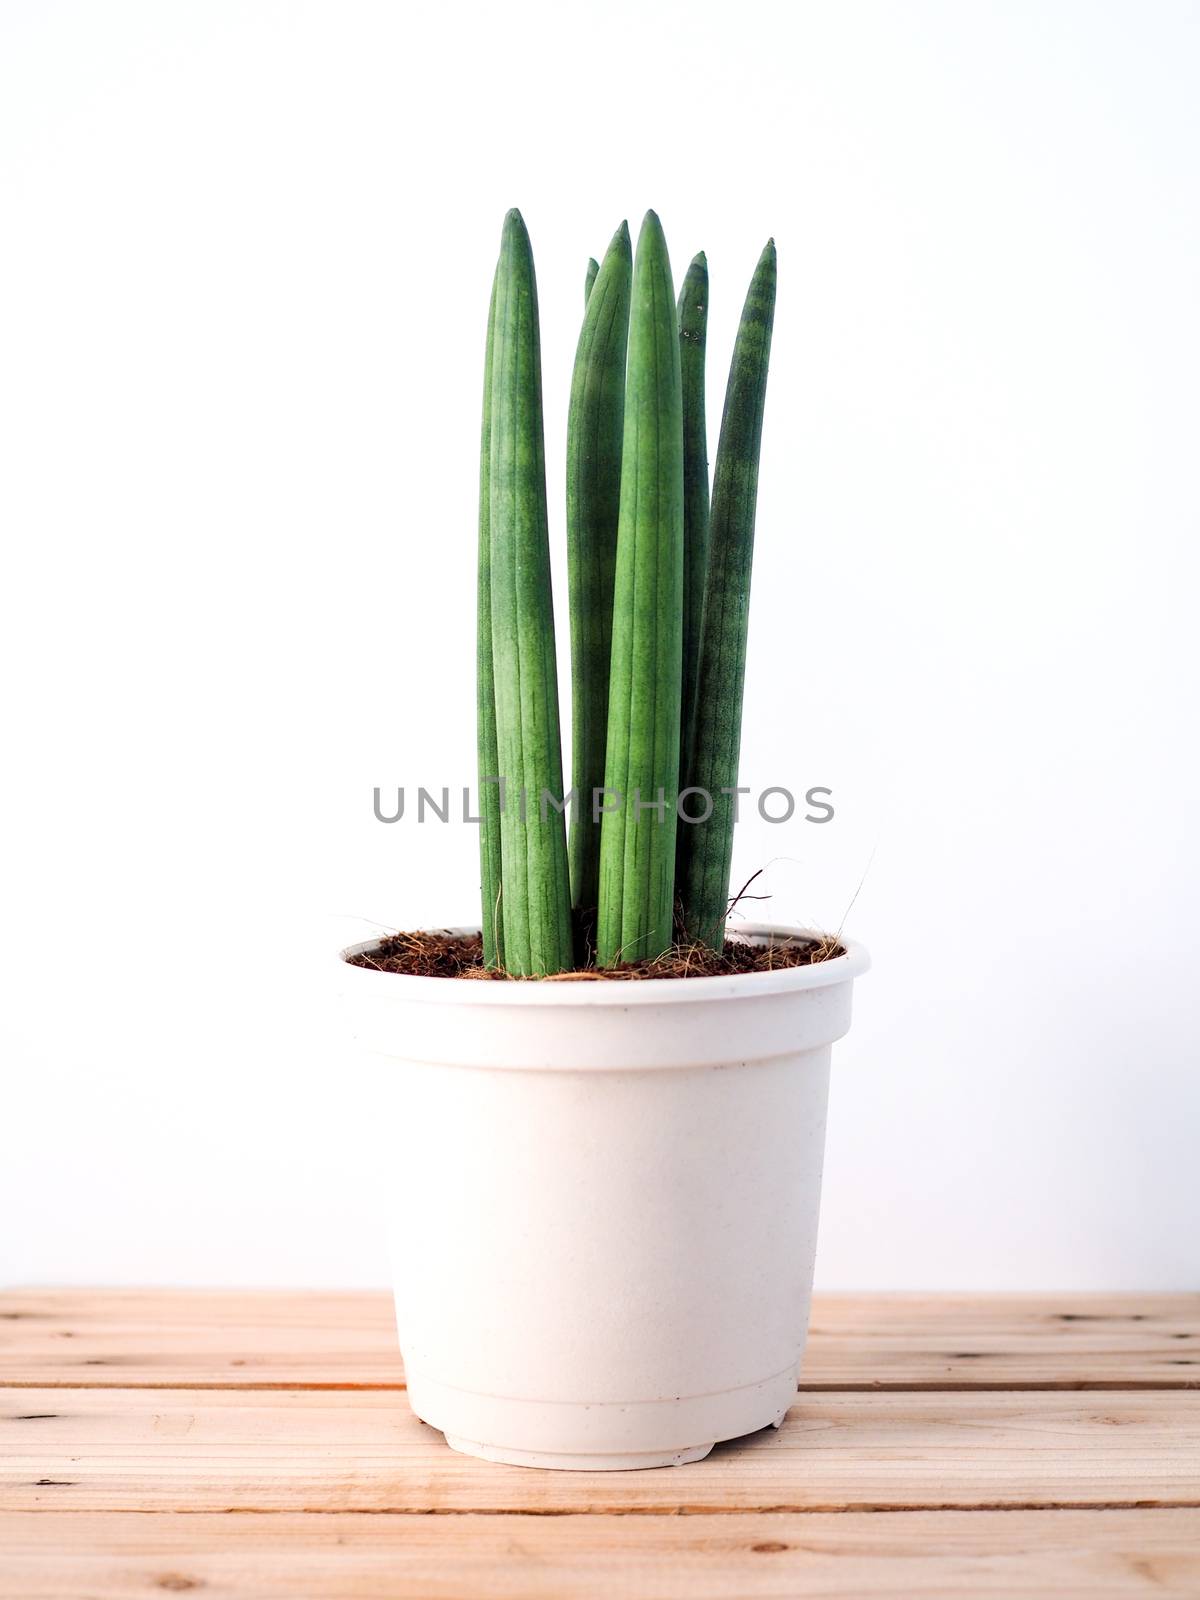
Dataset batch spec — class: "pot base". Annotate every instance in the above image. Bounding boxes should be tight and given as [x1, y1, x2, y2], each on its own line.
[408, 1368, 797, 1472]
[443, 1434, 715, 1471]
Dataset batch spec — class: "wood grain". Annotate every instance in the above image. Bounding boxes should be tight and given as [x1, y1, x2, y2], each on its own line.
[2, 1288, 1196, 1390]
[0, 1289, 402, 1389]
[4, 1290, 1197, 1598]
[3, 1509, 1200, 1600]
[3, 1387, 1197, 1514]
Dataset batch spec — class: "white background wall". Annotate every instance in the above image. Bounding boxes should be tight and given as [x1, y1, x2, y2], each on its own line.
[2, 0, 1197, 1290]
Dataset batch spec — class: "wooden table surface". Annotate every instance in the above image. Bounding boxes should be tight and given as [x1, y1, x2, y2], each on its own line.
[1, 1290, 1198, 1597]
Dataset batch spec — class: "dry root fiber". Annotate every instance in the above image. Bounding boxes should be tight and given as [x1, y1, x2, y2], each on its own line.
[346, 928, 844, 981]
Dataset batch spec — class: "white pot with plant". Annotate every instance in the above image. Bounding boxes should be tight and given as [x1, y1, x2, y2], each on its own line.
[341, 209, 868, 1470]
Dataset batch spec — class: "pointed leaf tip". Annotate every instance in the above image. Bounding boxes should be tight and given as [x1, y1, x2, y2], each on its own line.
[501, 208, 529, 245]
[638, 211, 669, 256]
[607, 219, 631, 258]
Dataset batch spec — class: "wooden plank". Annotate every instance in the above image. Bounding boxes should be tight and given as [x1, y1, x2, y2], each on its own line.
[3, 1509, 1199, 1599]
[2, 1388, 1197, 1514]
[0, 1289, 403, 1389]
[807, 1292, 1200, 1391]
[2, 1289, 1197, 1390]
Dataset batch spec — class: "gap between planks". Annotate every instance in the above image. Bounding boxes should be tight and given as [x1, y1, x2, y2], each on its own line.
[8, 1502, 1200, 1518]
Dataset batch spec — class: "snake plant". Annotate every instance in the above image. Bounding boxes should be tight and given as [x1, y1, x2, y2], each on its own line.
[479, 210, 573, 976]
[566, 222, 631, 932]
[477, 211, 775, 971]
[677, 250, 710, 799]
[595, 212, 684, 966]
[677, 240, 777, 949]
[476, 273, 504, 966]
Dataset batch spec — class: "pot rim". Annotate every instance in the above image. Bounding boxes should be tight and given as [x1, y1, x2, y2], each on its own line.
[338, 922, 869, 1007]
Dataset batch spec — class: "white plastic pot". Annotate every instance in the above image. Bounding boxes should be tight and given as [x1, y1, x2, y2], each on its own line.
[339, 923, 868, 1470]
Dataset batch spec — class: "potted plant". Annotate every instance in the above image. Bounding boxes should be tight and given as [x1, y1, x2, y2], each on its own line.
[340, 210, 868, 1470]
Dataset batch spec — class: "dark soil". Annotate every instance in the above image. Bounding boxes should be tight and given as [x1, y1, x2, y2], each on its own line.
[345, 928, 844, 981]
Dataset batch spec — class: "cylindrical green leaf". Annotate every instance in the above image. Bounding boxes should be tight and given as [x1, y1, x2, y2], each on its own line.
[566, 221, 632, 935]
[597, 211, 684, 967]
[677, 250, 710, 790]
[477, 269, 504, 966]
[678, 239, 777, 950]
[584, 256, 599, 305]
[488, 209, 573, 975]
